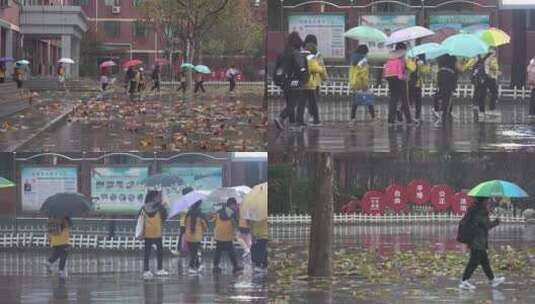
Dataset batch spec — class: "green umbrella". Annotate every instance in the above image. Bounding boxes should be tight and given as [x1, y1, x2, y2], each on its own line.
[0, 177, 15, 188]
[181, 63, 194, 70]
[468, 180, 528, 198]
[15, 59, 30, 65]
[344, 26, 387, 43]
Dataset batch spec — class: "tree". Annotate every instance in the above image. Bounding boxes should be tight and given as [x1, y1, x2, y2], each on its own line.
[139, 0, 230, 97]
[308, 152, 334, 277]
[79, 32, 105, 78]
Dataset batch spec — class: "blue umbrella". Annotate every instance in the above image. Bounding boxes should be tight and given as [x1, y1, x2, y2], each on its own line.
[442, 34, 489, 58]
[194, 65, 211, 74]
[468, 180, 529, 198]
[407, 43, 448, 60]
[15, 59, 30, 65]
[0, 57, 14, 62]
[181, 63, 194, 70]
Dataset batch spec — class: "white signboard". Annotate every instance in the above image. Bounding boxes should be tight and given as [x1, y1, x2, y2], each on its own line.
[500, 0, 535, 9]
[288, 14, 346, 59]
[21, 166, 78, 211]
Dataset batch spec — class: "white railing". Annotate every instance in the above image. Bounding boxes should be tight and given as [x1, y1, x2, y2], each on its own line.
[267, 213, 525, 224]
[267, 81, 533, 100]
[161, 81, 264, 88]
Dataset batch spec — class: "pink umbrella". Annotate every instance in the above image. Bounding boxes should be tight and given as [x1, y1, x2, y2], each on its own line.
[100, 60, 116, 68]
[123, 59, 143, 68]
[421, 27, 458, 44]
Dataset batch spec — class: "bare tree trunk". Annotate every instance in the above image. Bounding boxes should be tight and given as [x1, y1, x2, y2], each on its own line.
[185, 38, 194, 100]
[308, 152, 334, 277]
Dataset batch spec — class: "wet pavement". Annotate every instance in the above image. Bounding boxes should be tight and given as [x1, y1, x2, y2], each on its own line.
[0, 250, 267, 304]
[268, 223, 535, 303]
[268, 97, 535, 153]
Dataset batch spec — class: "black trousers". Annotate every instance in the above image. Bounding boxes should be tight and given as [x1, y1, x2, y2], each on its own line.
[409, 85, 422, 120]
[251, 239, 268, 268]
[530, 88, 535, 115]
[48, 245, 69, 271]
[229, 78, 236, 92]
[176, 226, 185, 251]
[151, 80, 160, 92]
[462, 248, 495, 281]
[194, 81, 205, 93]
[101, 83, 108, 91]
[0, 77, 5, 83]
[144, 238, 163, 271]
[304, 89, 320, 124]
[188, 241, 201, 269]
[478, 78, 498, 112]
[213, 241, 238, 269]
[386, 77, 411, 123]
[280, 89, 305, 124]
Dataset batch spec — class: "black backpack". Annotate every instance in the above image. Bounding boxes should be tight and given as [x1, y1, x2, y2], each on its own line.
[273, 50, 309, 90]
[471, 55, 489, 85]
[457, 210, 476, 244]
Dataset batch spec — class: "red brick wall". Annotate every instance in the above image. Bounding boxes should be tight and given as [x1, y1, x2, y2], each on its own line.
[0, 1, 20, 26]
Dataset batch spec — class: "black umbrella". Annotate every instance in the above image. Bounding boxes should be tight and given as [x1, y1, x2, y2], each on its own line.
[40, 192, 92, 217]
[143, 174, 184, 187]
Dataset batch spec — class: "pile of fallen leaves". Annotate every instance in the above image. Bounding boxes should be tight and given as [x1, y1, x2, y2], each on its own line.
[268, 241, 535, 302]
[66, 90, 266, 151]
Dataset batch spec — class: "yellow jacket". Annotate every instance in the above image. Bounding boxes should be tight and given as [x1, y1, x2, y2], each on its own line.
[48, 218, 70, 247]
[485, 56, 499, 79]
[406, 59, 431, 88]
[213, 213, 235, 242]
[349, 64, 369, 91]
[305, 57, 327, 90]
[250, 219, 268, 240]
[144, 211, 162, 239]
[184, 215, 208, 242]
[179, 212, 187, 228]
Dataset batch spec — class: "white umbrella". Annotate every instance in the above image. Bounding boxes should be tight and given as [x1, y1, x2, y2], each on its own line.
[385, 26, 435, 46]
[58, 58, 75, 64]
[167, 190, 209, 219]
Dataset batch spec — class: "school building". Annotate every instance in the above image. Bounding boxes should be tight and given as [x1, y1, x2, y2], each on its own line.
[267, 0, 535, 86]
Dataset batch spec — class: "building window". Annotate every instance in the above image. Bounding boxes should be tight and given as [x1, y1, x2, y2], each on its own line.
[72, 0, 88, 5]
[528, 10, 535, 30]
[0, 0, 11, 8]
[103, 21, 120, 37]
[105, 0, 120, 6]
[133, 22, 147, 38]
[133, 0, 143, 7]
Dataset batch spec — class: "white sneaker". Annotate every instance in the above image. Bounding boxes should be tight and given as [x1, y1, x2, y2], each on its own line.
[432, 110, 441, 120]
[459, 280, 476, 290]
[143, 271, 154, 280]
[242, 249, 251, 258]
[188, 267, 199, 274]
[490, 276, 505, 288]
[156, 269, 169, 276]
[170, 250, 180, 256]
[45, 261, 53, 273]
[58, 270, 68, 279]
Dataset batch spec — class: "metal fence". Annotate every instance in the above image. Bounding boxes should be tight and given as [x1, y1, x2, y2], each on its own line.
[0, 214, 526, 250]
[161, 81, 264, 90]
[266, 81, 533, 100]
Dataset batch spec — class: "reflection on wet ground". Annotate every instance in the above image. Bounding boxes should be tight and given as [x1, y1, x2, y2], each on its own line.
[0, 250, 267, 304]
[268, 98, 535, 153]
[268, 223, 535, 303]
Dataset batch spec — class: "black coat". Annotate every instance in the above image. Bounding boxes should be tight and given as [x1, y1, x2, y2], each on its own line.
[468, 205, 498, 250]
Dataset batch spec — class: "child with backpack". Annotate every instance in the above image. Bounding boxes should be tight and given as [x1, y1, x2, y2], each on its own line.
[527, 58, 535, 116]
[45, 217, 72, 279]
[406, 55, 431, 122]
[383, 43, 414, 125]
[457, 197, 504, 290]
[303, 34, 327, 127]
[273, 31, 309, 130]
[349, 45, 376, 125]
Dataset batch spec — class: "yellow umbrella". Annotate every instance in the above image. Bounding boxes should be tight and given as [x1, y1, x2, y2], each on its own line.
[240, 182, 267, 221]
[477, 28, 510, 47]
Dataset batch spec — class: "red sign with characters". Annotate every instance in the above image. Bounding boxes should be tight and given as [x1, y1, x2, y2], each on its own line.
[407, 179, 431, 205]
[384, 184, 408, 212]
[430, 184, 453, 211]
[451, 192, 474, 215]
[361, 191, 385, 215]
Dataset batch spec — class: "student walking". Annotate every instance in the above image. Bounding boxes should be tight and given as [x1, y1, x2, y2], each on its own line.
[172, 186, 194, 256]
[176, 70, 187, 93]
[226, 65, 239, 93]
[250, 218, 268, 273]
[150, 64, 161, 95]
[384, 43, 413, 125]
[45, 217, 71, 279]
[194, 71, 206, 94]
[407, 55, 430, 122]
[273, 32, 308, 130]
[0, 62, 6, 83]
[303, 34, 327, 127]
[459, 197, 505, 290]
[434, 55, 459, 122]
[349, 45, 376, 124]
[213, 198, 243, 274]
[480, 49, 500, 116]
[139, 190, 169, 280]
[184, 200, 208, 274]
